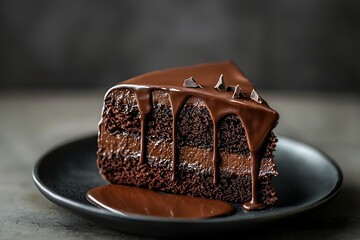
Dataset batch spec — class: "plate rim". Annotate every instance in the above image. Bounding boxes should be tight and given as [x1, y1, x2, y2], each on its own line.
[32, 134, 343, 225]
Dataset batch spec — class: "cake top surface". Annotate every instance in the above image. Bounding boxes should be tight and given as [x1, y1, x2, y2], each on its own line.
[126, 60, 252, 92]
[120, 60, 271, 109]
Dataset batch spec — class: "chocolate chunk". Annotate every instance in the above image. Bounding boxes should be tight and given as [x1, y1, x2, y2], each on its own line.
[183, 77, 203, 88]
[232, 85, 246, 99]
[250, 89, 263, 103]
[214, 74, 227, 91]
[226, 85, 236, 92]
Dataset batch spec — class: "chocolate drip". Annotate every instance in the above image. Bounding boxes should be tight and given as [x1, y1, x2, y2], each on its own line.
[201, 100, 228, 185]
[242, 151, 265, 210]
[168, 92, 189, 180]
[133, 88, 152, 164]
[212, 119, 219, 184]
[101, 61, 279, 210]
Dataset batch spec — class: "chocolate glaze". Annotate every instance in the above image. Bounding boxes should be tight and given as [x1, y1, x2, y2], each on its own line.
[87, 184, 235, 219]
[99, 60, 279, 211]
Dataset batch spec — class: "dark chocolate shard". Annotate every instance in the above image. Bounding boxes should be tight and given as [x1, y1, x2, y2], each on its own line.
[183, 77, 203, 88]
[226, 85, 236, 92]
[214, 74, 227, 91]
[232, 85, 246, 99]
[250, 89, 263, 103]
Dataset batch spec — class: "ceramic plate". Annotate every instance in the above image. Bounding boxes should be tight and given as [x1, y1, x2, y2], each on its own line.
[32, 135, 342, 237]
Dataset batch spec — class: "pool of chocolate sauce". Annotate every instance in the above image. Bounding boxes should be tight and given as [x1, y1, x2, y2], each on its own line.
[87, 184, 235, 219]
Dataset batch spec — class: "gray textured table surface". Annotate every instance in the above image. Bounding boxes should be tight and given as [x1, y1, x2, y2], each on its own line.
[0, 90, 359, 240]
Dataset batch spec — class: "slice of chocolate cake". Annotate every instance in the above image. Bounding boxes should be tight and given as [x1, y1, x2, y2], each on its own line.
[97, 60, 279, 211]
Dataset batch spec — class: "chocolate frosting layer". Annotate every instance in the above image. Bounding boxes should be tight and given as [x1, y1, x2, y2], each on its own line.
[99, 60, 279, 211]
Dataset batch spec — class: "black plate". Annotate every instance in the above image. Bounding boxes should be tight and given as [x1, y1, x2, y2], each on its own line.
[32, 135, 342, 238]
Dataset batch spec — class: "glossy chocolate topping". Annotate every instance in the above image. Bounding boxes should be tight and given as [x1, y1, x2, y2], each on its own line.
[87, 184, 235, 219]
[99, 60, 279, 211]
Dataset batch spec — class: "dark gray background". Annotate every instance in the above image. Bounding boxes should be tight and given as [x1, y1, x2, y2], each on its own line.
[1, 0, 360, 91]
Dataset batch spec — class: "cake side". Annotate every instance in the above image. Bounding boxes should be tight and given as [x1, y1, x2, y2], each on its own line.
[97, 88, 278, 205]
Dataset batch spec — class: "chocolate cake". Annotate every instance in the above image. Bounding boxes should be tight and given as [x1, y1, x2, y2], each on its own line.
[97, 60, 279, 211]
